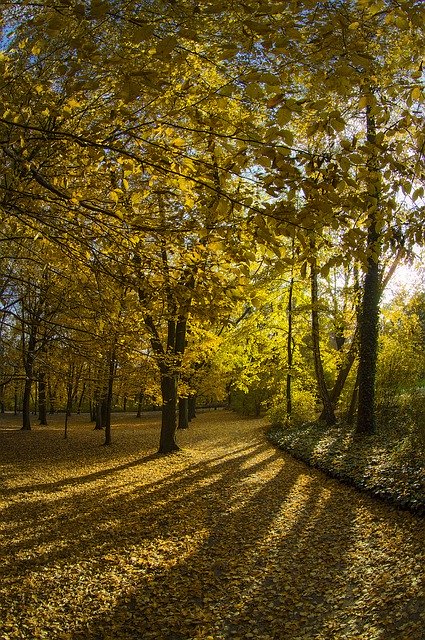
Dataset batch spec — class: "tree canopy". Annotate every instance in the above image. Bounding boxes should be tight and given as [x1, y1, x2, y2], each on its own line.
[0, 0, 424, 450]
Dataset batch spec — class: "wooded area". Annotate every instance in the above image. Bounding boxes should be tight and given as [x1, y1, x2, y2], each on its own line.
[1, 3, 424, 638]
[0, 0, 424, 454]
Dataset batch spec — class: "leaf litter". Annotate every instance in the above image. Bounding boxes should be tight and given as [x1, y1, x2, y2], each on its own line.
[0, 410, 423, 639]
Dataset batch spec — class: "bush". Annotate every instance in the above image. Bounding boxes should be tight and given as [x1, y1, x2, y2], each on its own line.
[267, 388, 318, 427]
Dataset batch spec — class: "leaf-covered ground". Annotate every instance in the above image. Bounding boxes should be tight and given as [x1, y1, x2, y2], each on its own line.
[1, 410, 424, 640]
[268, 420, 425, 516]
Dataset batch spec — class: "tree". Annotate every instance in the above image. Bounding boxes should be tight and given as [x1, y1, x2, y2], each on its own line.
[1, 0, 423, 449]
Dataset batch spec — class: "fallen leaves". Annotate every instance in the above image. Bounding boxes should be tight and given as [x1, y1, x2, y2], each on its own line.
[0, 410, 424, 639]
[268, 420, 425, 515]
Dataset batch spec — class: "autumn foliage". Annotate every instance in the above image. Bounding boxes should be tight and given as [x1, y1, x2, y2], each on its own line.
[1, 411, 424, 639]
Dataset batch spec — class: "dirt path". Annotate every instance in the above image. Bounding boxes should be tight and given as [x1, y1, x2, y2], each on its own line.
[1, 410, 424, 640]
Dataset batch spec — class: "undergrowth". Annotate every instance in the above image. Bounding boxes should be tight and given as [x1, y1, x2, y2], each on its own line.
[268, 417, 425, 516]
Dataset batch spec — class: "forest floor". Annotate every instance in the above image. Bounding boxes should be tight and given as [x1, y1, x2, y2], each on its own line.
[0, 410, 424, 640]
[268, 418, 425, 516]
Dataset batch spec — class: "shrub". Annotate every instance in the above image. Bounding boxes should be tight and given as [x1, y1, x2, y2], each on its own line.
[268, 388, 317, 427]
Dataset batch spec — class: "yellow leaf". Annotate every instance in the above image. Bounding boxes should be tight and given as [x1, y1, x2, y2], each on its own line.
[276, 107, 291, 126]
[358, 95, 368, 109]
[66, 97, 80, 109]
[155, 36, 177, 57]
[130, 24, 155, 43]
[172, 138, 186, 148]
[245, 83, 263, 99]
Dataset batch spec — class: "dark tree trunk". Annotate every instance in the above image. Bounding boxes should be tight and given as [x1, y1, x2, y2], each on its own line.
[21, 326, 37, 431]
[188, 395, 197, 421]
[94, 358, 107, 429]
[89, 400, 97, 422]
[356, 104, 381, 435]
[286, 274, 295, 420]
[159, 372, 179, 453]
[319, 329, 358, 421]
[136, 390, 144, 418]
[151, 316, 188, 453]
[142, 260, 193, 454]
[64, 382, 73, 439]
[33, 378, 38, 415]
[21, 377, 32, 430]
[93, 378, 106, 429]
[356, 257, 380, 434]
[311, 255, 336, 426]
[178, 396, 189, 429]
[38, 372, 48, 425]
[14, 384, 18, 415]
[0, 384, 5, 413]
[319, 267, 361, 422]
[347, 367, 360, 424]
[103, 352, 115, 446]
[48, 379, 56, 414]
[94, 401, 103, 429]
[77, 381, 86, 414]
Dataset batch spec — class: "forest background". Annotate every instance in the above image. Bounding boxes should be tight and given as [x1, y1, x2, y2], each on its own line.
[0, 0, 424, 458]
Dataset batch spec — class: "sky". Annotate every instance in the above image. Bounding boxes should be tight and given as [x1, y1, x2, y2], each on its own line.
[382, 254, 424, 304]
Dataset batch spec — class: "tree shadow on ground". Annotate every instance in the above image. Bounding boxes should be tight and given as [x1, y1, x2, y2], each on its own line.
[1, 412, 423, 640]
[1, 439, 274, 575]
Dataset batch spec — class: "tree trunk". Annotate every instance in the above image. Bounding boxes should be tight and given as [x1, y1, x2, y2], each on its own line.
[77, 381, 86, 414]
[38, 372, 48, 425]
[148, 315, 188, 453]
[311, 255, 336, 426]
[188, 395, 197, 421]
[356, 255, 380, 434]
[356, 104, 381, 435]
[64, 382, 73, 440]
[178, 396, 189, 429]
[95, 396, 108, 430]
[21, 377, 32, 430]
[94, 380, 105, 429]
[136, 390, 144, 417]
[319, 327, 358, 421]
[14, 384, 18, 415]
[103, 351, 115, 446]
[68, 364, 83, 415]
[286, 274, 295, 420]
[21, 325, 37, 431]
[0, 384, 5, 413]
[142, 250, 192, 452]
[347, 366, 360, 425]
[159, 372, 179, 453]
[89, 400, 96, 422]
[48, 379, 56, 414]
[94, 401, 103, 429]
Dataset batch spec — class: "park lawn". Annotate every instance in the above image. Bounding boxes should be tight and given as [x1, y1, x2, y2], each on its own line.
[0, 410, 424, 640]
